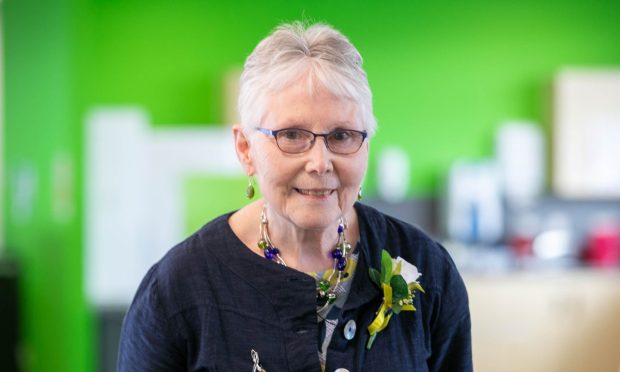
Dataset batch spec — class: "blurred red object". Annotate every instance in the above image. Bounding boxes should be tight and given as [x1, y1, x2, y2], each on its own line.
[510, 235, 533, 257]
[583, 222, 620, 267]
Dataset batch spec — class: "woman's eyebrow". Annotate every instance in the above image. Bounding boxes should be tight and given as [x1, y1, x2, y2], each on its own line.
[329, 121, 358, 130]
[276, 119, 357, 130]
[278, 119, 308, 128]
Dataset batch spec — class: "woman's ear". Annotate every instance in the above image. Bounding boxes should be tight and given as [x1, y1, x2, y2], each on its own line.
[232, 124, 255, 175]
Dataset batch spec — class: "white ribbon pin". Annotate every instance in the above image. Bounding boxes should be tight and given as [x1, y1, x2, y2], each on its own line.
[251, 349, 266, 372]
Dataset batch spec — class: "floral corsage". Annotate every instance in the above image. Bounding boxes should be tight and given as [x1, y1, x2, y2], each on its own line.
[366, 249, 425, 349]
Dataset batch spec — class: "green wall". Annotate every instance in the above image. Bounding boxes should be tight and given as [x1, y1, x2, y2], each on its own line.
[4, 0, 620, 371]
[4, 0, 93, 371]
[80, 0, 620, 194]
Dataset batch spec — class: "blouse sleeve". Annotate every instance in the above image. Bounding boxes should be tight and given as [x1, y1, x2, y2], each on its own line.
[427, 244, 473, 372]
[117, 265, 185, 371]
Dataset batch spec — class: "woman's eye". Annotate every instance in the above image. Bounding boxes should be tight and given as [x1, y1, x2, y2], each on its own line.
[332, 130, 352, 141]
[282, 130, 302, 140]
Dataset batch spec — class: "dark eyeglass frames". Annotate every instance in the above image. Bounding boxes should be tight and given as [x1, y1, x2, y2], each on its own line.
[255, 127, 367, 155]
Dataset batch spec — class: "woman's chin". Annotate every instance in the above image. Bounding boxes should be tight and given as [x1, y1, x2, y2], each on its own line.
[288, 209, 342, 231]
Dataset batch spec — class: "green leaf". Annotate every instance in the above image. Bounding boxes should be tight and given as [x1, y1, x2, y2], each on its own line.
[369, 268, 381, 287]
[390, 274, 409, 300]
[380, 250, 393, 283]
[393, 260, 402, 275]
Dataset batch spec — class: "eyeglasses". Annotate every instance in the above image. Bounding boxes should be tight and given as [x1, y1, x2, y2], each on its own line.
[256, 127, 368, 155]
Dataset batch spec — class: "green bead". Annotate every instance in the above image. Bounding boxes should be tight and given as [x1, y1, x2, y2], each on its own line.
[319, 280, 331, 292]
[246, 184, 255, 199]
[258, 239, 268, 250]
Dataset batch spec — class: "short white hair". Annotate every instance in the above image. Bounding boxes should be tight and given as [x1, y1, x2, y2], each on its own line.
[238, 22, 377, 137]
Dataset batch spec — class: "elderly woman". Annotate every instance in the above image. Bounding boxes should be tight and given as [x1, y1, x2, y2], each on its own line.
[118, 22, 471, 371]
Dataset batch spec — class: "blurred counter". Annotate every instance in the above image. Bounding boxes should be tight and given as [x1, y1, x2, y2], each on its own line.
[465, 269, 620, 372]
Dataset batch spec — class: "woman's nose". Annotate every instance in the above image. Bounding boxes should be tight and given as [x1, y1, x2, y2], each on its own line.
[304, 137, 334, 175]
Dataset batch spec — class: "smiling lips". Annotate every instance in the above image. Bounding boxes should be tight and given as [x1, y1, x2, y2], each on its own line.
[295, 188, 336, 197]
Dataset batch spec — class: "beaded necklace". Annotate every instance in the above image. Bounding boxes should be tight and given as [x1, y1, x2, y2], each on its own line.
[257, 208, 353, 311]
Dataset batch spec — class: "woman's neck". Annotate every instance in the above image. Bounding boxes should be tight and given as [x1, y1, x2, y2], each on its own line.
[266, 204, 358, 272]
[230, 200, 358, 273]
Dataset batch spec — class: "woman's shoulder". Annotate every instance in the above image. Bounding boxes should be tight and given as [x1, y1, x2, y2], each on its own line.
[134, 212, 236, 315]
[159, 213, 231, 270]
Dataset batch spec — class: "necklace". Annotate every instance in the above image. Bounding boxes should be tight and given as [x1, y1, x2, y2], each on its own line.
[257, 208, 353, 310]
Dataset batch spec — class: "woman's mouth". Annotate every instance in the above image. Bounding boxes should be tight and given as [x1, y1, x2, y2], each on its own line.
[294, 188, 335, 197]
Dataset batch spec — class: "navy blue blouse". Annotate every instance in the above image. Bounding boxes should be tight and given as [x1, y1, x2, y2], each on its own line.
[118, 203, 472, 371]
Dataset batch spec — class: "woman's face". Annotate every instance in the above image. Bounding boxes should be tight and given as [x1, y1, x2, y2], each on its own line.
[249, 79, 369, 231]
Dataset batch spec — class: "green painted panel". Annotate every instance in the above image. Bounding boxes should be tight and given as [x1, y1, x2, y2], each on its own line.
[4, 0, 94, 371]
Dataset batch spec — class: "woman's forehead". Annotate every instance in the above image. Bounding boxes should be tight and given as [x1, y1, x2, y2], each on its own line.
[264, 83, 361, 129]
[265, 105, 361, 130]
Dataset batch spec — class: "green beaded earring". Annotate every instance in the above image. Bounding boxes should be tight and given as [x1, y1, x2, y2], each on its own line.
[357, 187, 363, 201]
[246, 177, 255, 199]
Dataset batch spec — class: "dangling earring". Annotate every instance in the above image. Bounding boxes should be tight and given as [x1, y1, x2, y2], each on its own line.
[357, 187, 363, 201]
[246, 177, 255, 199]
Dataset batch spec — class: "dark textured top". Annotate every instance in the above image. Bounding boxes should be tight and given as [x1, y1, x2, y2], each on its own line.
[118, 203, 472, 371]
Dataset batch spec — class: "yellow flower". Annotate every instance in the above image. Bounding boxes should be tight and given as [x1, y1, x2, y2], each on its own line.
[367, 250, 424, 350]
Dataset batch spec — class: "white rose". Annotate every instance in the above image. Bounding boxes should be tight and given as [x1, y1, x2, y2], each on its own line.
[392, 256, 421, 283]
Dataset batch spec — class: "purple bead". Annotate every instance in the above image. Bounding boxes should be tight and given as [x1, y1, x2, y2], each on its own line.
[272, 247, 280, 255]
[336, 257, 347, 271]
[264, 248, 274, 260]
[338, 224, 344, 234]
[331, 249, 343, 259]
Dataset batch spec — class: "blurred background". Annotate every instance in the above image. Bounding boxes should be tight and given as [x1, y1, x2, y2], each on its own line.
[2, 0, 620, 371]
